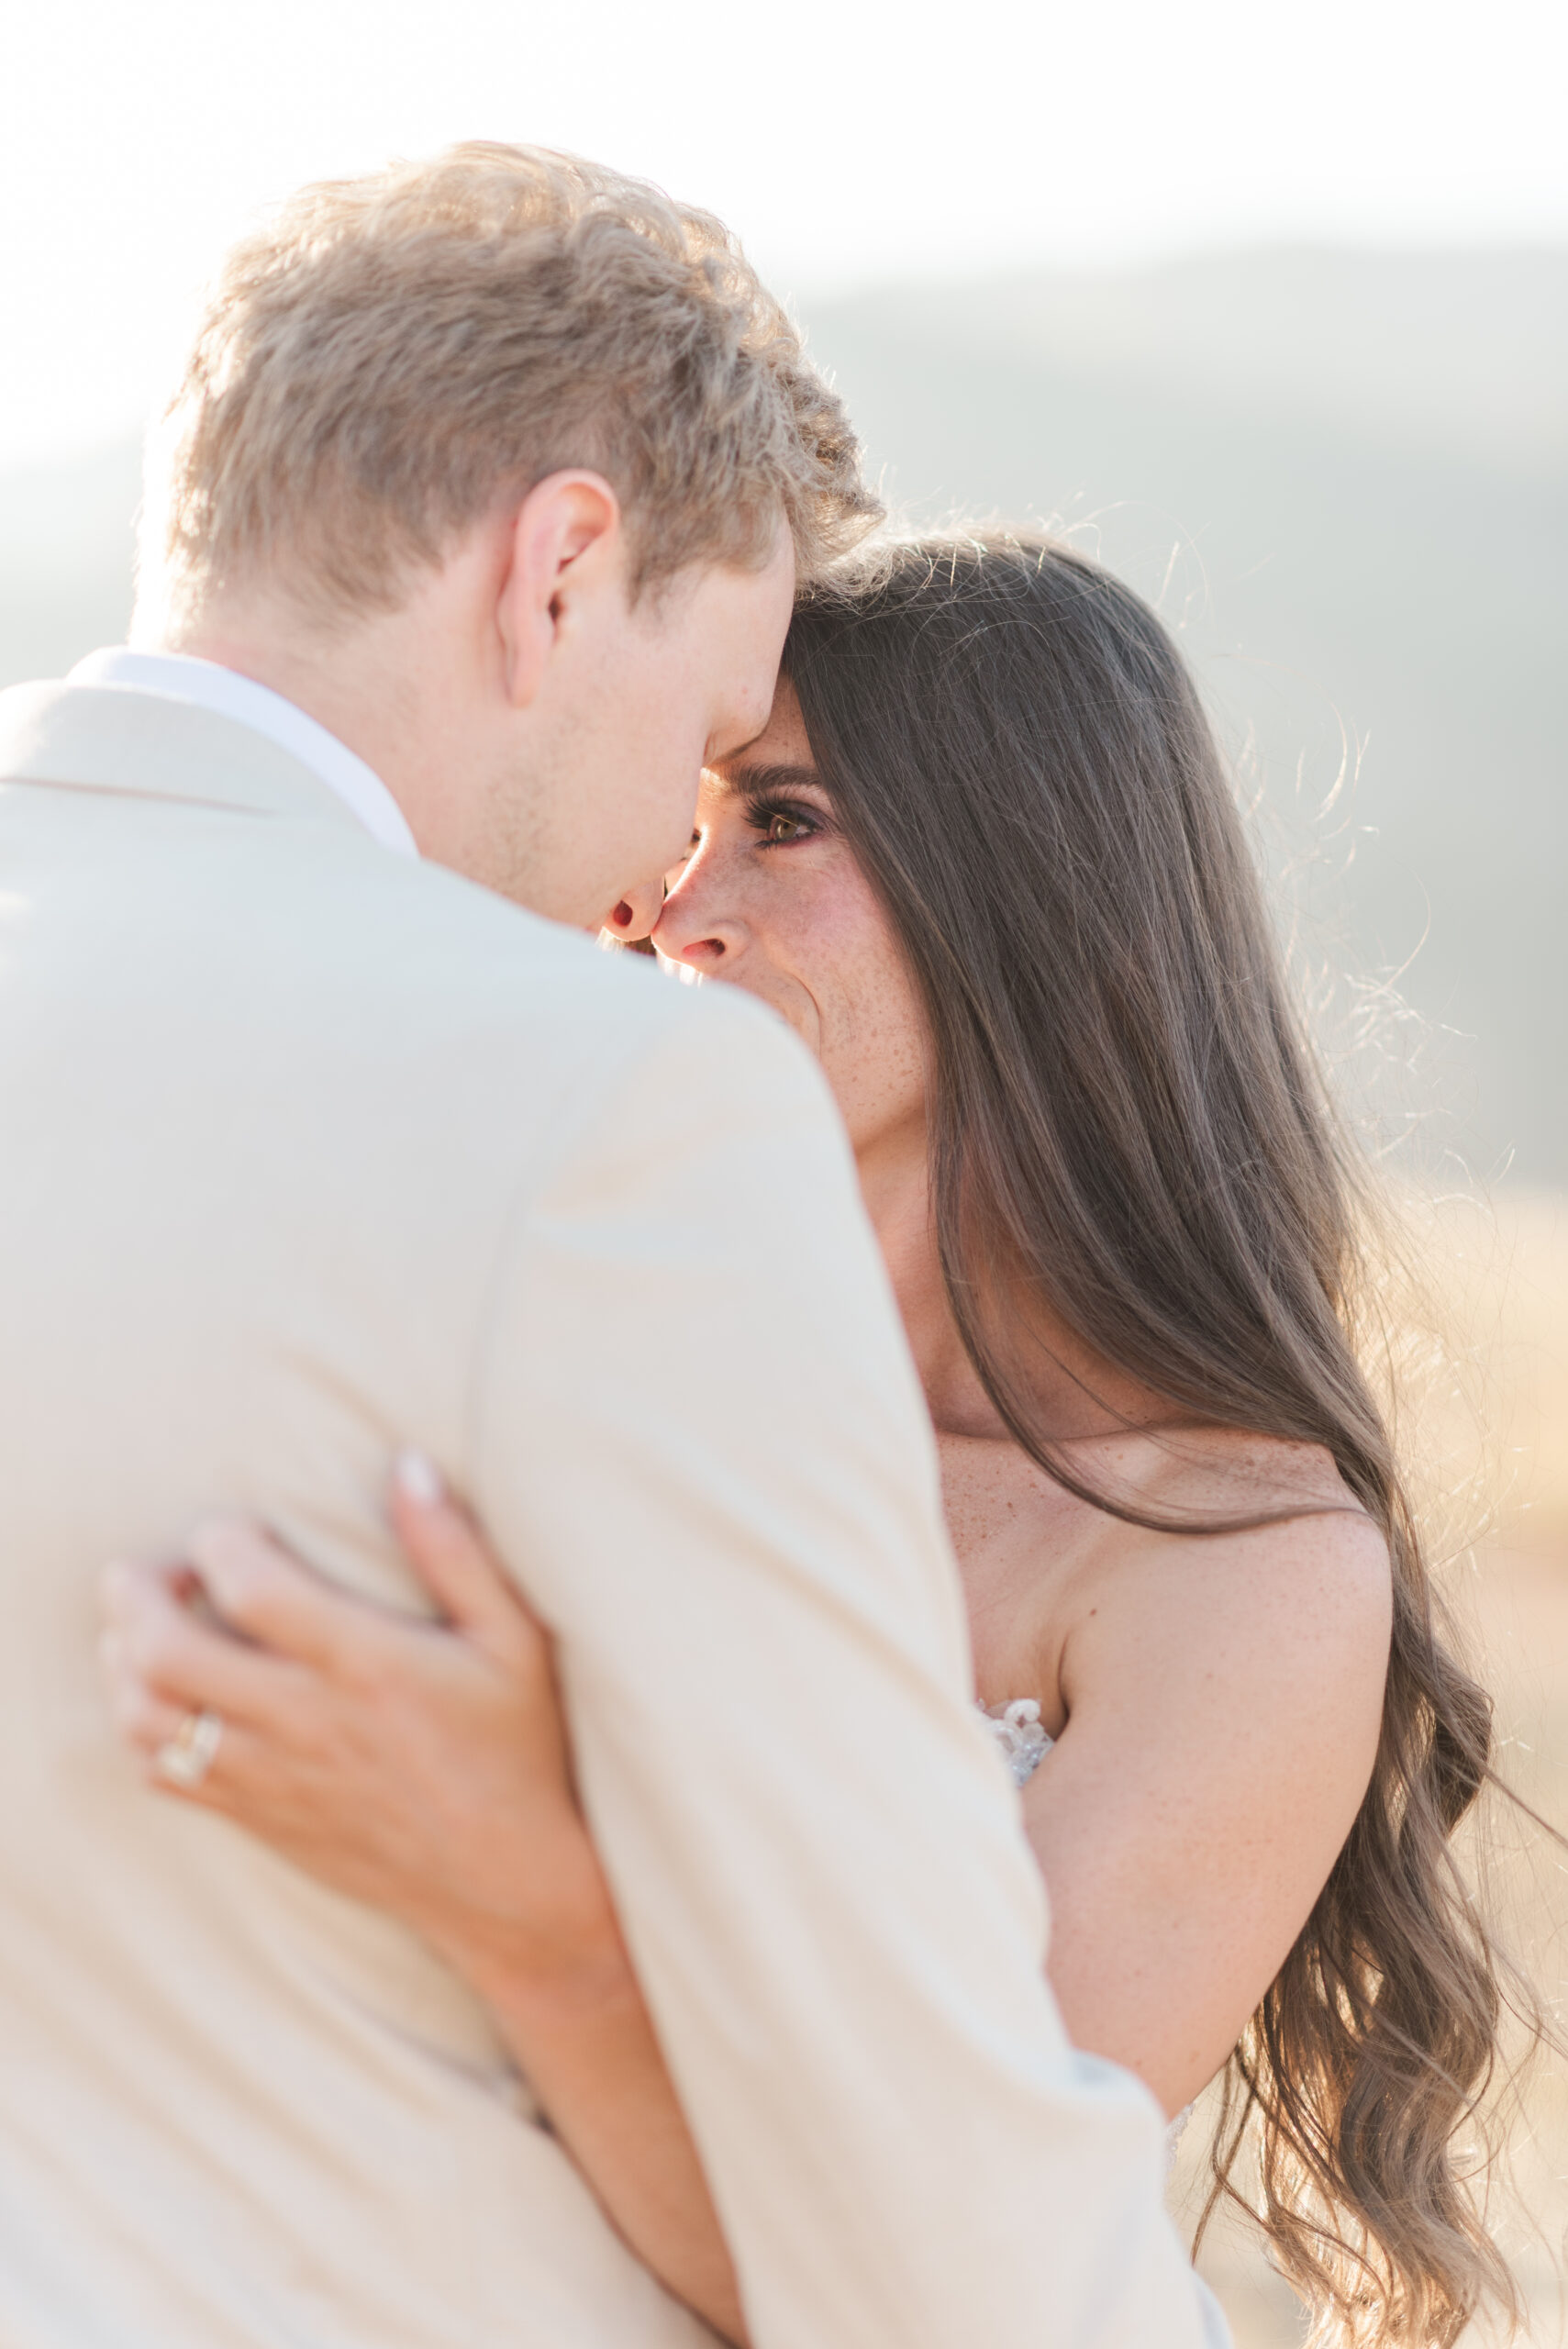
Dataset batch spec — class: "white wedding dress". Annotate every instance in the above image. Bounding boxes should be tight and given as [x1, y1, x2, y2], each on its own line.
[981, 1697, 1052, 1785]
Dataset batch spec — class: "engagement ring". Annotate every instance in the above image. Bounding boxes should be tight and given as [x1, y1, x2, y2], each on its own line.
[154, 1709, 224, 1790]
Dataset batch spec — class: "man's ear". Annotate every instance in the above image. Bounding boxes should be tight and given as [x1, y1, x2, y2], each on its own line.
[496, 471, 624, 711]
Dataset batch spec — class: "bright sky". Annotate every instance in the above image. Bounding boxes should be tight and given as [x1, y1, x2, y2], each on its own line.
[4, 0, 1564, 468]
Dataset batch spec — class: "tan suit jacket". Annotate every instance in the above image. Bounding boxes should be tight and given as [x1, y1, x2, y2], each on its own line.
[0, 680, 1220, 2348]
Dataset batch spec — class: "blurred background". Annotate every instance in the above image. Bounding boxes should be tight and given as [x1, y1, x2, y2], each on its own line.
[4, 1, 1564, 2334]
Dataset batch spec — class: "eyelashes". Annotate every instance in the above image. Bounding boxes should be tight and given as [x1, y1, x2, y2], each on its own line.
[743, 794, 828, 848]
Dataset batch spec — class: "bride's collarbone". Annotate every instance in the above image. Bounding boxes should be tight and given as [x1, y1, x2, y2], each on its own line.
[943, 1419, 1354, 1548]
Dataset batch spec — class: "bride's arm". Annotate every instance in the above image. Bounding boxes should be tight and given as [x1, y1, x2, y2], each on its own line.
[101, 1464, 750, 2347]
[1018, 1495, 1392, 2121]
[460, 1946, 746, 2346]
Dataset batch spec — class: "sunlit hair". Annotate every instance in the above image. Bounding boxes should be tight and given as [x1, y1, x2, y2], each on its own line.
[136, 141, 879, 634]
[784, 532, 1531, 2348]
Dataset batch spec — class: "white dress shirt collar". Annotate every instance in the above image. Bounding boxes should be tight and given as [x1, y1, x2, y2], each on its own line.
[68, 647, 418, 859]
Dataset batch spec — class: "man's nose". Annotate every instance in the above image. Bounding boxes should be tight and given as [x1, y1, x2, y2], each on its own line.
[603, 880, 666, 944]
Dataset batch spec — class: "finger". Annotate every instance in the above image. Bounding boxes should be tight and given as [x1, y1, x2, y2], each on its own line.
[100, 1555, 188, 1628]
[100, 1562, 310, 1729]
[101, 1660, 274, 1807]
[389, 1450, 546, 1660]
[104, 1658, 212, 1762]
[184, 1517, 368, 1671]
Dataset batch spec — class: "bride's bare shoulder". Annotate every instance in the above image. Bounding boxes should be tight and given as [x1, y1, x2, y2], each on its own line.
[950, 1423, 1389, 1731]
[1058, 1428, 1393, 1731]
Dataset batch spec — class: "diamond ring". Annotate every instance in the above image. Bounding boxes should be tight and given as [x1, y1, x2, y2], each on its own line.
[153, 1709, 224, 1790]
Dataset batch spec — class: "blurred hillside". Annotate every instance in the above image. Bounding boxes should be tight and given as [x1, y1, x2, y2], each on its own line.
[2, 248, 1565, 1178]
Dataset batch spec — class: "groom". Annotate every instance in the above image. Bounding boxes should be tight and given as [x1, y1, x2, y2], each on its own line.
[0, 145, 1223, 2347]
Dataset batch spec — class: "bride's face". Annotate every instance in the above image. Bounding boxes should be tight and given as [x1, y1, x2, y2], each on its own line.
[651, 680, 928, 1160]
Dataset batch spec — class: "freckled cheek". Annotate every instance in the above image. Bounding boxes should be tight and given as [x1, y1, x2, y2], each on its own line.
[787, 888, 923, 1112]
[765, 874, 875, 1008]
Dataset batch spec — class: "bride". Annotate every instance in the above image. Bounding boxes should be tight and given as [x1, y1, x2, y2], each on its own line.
[103, 531, 1518, 2348]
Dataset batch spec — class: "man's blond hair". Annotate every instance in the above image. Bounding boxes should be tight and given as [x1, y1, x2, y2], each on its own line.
[139, 143, 880, 629]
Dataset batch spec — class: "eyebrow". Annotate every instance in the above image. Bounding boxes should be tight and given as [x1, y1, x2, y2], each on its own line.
[708, 760, 824, 799]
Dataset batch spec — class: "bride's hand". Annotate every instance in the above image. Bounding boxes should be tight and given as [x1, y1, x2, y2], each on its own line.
[98, 1456, 625, 1991]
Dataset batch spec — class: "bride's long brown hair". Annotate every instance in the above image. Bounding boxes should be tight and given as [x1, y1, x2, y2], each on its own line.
[783, 531, 1529, 2348]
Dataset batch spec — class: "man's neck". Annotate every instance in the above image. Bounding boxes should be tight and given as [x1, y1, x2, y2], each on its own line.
[165, 610, 420, 818]
[154, 558, 538, 907]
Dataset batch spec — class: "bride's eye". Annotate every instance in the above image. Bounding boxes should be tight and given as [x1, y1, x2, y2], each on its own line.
[751, 799, 821, 848]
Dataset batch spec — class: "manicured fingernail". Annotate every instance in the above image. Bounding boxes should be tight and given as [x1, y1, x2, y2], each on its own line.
[394, 1447, 445, 1506]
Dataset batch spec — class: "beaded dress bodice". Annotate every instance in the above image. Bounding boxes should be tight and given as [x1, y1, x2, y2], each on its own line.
[980, 1698, 1052, 1786]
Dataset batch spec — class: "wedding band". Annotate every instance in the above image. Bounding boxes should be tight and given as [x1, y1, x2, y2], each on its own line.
[154, 1709, 224, 1790]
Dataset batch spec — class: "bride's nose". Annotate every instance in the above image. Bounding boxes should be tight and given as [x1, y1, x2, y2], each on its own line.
[652, 865, 745, 973]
